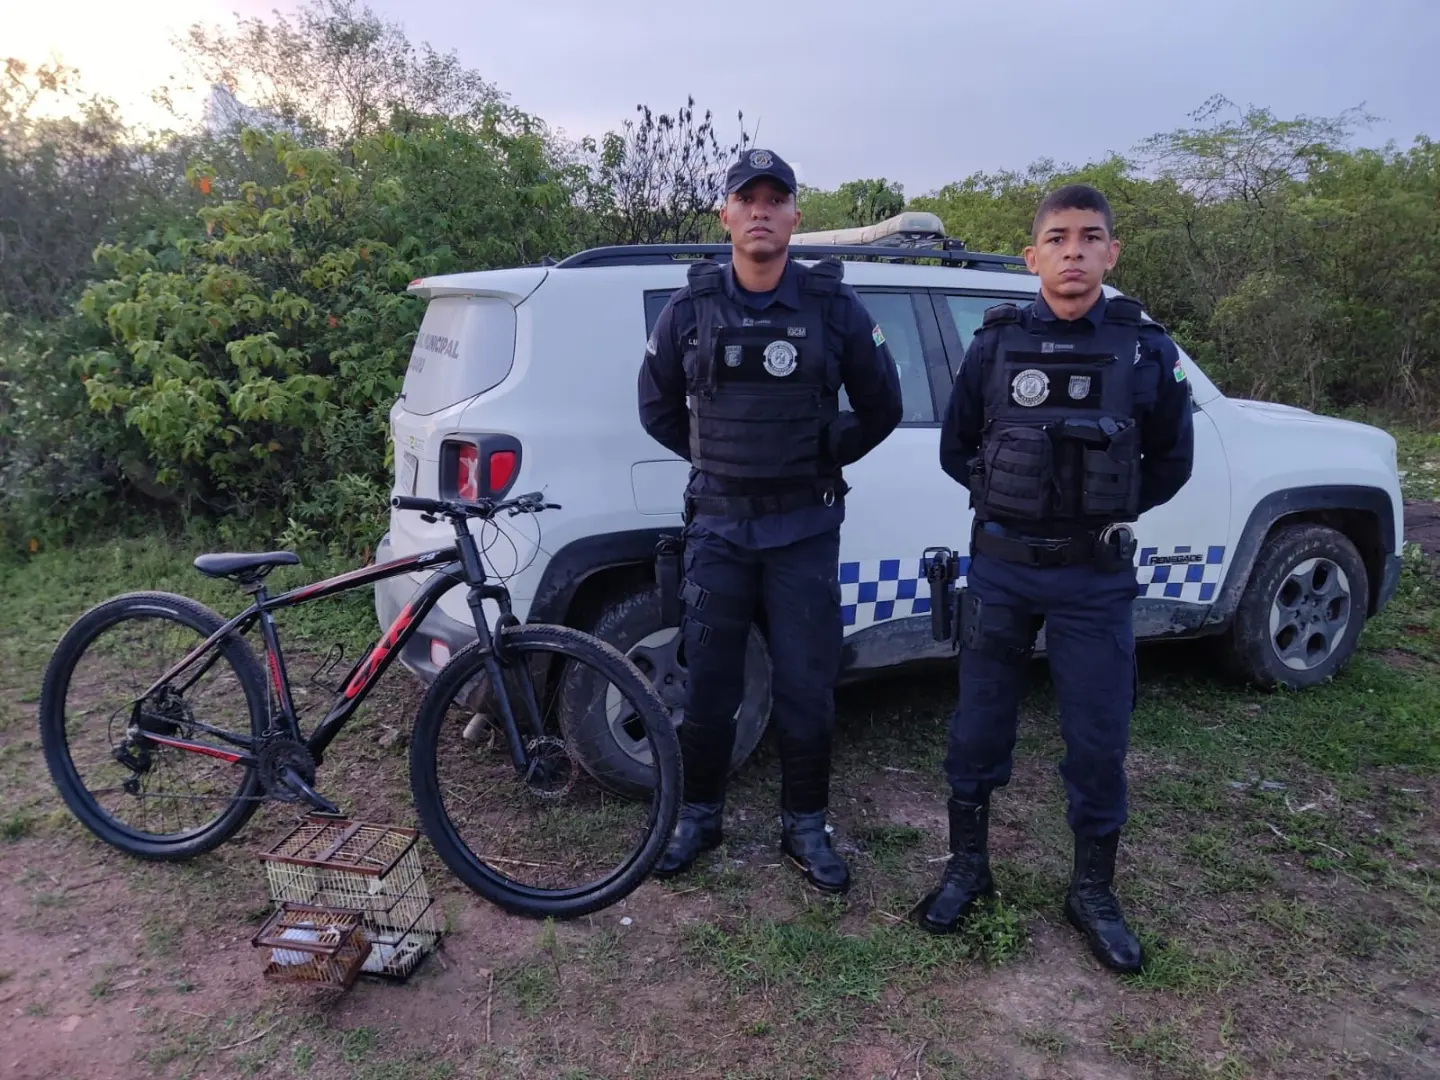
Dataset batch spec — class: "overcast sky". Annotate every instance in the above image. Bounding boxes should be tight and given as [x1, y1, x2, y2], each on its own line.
[373, 0, 1440, 194]
[9, 0, 1438, 196]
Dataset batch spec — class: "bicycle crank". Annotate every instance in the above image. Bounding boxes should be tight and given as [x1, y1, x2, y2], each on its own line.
[258, 738, 340, 815]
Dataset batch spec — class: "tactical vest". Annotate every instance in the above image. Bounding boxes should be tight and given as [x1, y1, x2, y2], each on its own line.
[684, 258, 844, 488]
[970, 296, 1146, 528]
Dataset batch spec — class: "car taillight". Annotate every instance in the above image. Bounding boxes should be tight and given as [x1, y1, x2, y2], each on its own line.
[488, 450, 516, 493]
[456, 444, 480, 500]
[440, 435, 522, 501]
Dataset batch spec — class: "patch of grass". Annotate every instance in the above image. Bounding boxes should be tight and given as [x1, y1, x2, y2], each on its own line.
[0, 528, 379, 702]
[2, 810, 33, 841]
[1106, 1014, 1206, 1079]
[340, 1027, 379, 1064]
[1018, 1027, 1070, 1060]
[1392, 424, 1440, 500]
[853, 822, 925, 872]
[580, 929, 622, 982]
[682, 896, 1028, 1026]
[1179, 825, 1274, 894]
[505, 962, 560, 1019]
[1131, 935, 1249, 996]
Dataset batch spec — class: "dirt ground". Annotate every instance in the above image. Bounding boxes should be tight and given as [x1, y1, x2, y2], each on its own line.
[1, 501, 1436, 1079]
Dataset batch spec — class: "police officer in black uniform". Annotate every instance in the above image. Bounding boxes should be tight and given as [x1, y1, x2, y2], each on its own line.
[637, 148, 903, 892]
[916, 185, 1194, 973]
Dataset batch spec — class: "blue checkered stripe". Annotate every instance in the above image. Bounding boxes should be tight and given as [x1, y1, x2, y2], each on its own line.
[838, 544, 1227, 629]
[1137, 545, 1227, 602]
[840, 557, 971, 629]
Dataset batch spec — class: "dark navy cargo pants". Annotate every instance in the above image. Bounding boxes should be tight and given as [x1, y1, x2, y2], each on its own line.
[678, 525, 842, 811]
[946, 549, 1140, 838]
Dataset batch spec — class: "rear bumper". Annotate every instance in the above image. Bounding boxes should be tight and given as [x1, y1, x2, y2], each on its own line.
[1376, 552, 1403, 613]
[374, 532, 479, 685]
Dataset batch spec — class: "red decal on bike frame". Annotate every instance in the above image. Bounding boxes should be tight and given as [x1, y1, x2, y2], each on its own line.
[141, 733, 244, 764]
[267, 651, 285, 700]
[344, 602, 417, 699]
[291, 553, 424, 602]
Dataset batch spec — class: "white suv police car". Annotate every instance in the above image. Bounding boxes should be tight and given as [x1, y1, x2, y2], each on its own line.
[377, 213, 1405, 799]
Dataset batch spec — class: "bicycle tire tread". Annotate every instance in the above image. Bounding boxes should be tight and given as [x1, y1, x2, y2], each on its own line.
[38, 590, 269, 860]
[409, 622, 682, 919]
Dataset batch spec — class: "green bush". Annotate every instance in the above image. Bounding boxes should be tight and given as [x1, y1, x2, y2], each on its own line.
[69, 113, 579, 555]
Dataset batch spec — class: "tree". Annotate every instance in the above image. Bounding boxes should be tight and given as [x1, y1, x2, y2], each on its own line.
[796, 178, 905, 232]
[173, 0, 505, 145]
[581, 97, 751, 245]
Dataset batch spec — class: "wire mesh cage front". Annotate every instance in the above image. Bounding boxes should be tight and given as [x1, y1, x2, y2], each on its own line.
[252, 903, 372, 989]
[258, 816, 443, 980]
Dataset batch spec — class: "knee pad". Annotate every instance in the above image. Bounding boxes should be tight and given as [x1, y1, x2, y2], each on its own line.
[959, 590, 1040, 666]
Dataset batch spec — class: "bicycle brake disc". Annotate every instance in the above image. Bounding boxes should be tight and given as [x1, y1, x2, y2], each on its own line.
[522, 736, 576, 800]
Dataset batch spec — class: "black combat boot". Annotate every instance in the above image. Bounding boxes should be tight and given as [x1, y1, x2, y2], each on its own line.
[780, 809, 851, 894]
[913, 797, 995, 933]
[653, 800, 724, 878]
[1064, 830, 1143, 974]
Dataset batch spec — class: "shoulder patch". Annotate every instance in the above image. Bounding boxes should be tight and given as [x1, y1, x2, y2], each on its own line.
[1173, 355, 1187, 383]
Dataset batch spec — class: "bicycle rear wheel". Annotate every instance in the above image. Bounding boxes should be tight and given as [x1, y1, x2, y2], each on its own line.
[37, 591, 269, 859]
[408, 623, 682, 919]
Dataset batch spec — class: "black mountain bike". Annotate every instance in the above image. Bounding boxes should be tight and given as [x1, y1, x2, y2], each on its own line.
[37, 492, 683, 920]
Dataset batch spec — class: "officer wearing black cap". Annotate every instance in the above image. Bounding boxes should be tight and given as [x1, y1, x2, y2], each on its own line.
[915, 184, 1193, 974]
[637, 147, 903, 892]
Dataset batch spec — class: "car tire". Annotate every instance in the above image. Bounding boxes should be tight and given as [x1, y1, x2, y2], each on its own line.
[1224, 523, 1370, 690]
[560, 581, 772, 800]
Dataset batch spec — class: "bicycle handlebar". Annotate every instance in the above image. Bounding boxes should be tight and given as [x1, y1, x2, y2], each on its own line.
[391, 492, 561, 520]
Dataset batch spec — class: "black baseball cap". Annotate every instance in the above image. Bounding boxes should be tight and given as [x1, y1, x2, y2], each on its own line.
[724, 148, 797, 195]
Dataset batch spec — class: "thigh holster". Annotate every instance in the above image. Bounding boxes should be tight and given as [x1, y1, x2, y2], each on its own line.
[679, 578, 752, 647]
[655, 534, 683, 625]
[959, 590, 1040, 666]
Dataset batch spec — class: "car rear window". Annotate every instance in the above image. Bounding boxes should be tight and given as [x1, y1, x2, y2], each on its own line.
[399, 297, 517, 416]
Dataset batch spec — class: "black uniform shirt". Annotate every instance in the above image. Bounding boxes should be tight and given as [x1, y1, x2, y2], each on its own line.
[638, 257, 903, 549]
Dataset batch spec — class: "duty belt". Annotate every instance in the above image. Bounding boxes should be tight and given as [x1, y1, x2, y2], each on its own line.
[686, 483, 841, 519]
[972, 525, 1100, 568]
[972, 522, 1137, 570]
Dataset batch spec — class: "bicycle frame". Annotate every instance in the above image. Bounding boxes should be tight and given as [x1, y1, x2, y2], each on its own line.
[132, 539, 512, 770]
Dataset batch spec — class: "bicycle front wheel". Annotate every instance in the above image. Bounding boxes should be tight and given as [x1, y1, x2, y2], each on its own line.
[408, 623, 682, 919]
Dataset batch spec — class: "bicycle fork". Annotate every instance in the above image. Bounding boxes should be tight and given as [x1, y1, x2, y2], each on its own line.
[450, 513, 550, 779]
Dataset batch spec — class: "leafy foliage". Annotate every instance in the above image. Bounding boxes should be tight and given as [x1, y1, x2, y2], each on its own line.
[2, 7, 1437, 560]
[174, 0, 505, 144]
